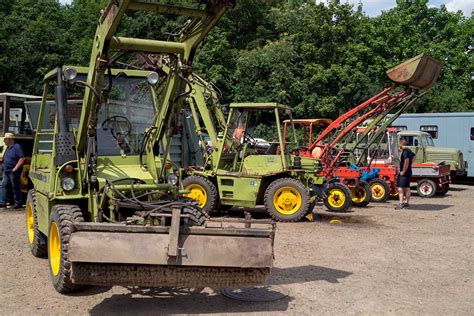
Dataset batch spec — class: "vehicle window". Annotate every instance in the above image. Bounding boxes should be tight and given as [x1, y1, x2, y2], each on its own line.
[401, 135, 421, 147]
[392, 125, 407, 132]
[7, 102, 33, 135]
[422, 134, 434, 146]
[97, 76, 154, 156]
[471, 128, 474, 141]
[0, 104, 3, 131]
[401, 135, 414, 146]
[420, 125, 438, 139]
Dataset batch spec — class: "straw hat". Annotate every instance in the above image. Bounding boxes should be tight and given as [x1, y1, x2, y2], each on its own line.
[4, 132, 14, 139]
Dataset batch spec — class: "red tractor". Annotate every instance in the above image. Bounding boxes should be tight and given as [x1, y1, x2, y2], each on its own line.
[284, 54, 443, 208]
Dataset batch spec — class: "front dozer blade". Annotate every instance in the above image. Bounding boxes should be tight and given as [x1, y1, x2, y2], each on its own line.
[67, 220, 274, 288]
[386, 53, 443, 90]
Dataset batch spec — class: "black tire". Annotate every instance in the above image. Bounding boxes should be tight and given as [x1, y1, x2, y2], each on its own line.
[48, 204, 84, 293]
[264, 178, 310, 222]
[351, 181, 371, 207]
[323, 183, 352, 212]
[179, 197, 208, 226]
[26, 189, 47, 257]
[182, 176, 219, 214]
[416, 179, 436, 198]
[436, 183, 449, 196]
[368, 178, 390, 203]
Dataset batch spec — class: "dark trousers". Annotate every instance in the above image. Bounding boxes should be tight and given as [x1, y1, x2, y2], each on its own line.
[0, 171, 22, 206]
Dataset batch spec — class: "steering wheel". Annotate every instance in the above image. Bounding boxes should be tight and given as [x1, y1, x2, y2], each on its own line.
[101, 115, 132, 139]
[243, 131, 257, 146]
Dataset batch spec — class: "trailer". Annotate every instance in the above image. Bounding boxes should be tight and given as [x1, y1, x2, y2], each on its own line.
[411, 163, 451, 198]
[390, 112, 473, 177]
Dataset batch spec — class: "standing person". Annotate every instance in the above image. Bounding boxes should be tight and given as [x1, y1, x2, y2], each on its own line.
[395, 138, 415, 209]
[0, 133, 25, 208]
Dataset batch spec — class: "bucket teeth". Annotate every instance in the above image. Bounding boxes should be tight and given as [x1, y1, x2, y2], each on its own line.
[71, 263, 270, 288]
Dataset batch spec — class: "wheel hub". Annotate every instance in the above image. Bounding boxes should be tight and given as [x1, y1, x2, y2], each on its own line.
[273, 187, 302, 215]
[185, 184, 207, 208]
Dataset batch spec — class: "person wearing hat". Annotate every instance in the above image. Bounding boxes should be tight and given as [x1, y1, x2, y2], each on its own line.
[0, 133, 25, 208]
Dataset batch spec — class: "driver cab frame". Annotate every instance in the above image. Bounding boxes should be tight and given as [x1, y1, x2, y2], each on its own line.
[214, 102, 298, 175]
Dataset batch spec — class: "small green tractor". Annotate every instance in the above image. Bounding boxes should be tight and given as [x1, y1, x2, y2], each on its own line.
[181, 99, 330, 222]
[26, 0, 274, 293]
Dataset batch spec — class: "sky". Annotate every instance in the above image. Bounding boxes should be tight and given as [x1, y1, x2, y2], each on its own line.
[58, 0, 473, 17]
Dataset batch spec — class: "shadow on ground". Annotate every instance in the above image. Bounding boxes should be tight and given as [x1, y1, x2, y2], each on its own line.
[268, 265, 352, 285]
[406, 204, 454, 211]
[89, 286, 292, 315]
[445, 186, 468, 191]
[89, 265, 351, 315]
[313, 212, 377, 226]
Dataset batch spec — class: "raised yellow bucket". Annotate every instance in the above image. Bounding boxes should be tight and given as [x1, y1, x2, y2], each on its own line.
[386, 54, 443, 90]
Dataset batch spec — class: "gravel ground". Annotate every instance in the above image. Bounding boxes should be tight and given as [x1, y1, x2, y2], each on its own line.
[1, 184, 473, 315]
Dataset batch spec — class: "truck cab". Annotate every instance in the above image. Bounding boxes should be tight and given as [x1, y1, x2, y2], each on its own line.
[0, 93, 41, 193]
[397, 130, 466, 176]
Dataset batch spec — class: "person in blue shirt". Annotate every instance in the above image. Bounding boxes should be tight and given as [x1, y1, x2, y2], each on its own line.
[0, 133, 26, 208]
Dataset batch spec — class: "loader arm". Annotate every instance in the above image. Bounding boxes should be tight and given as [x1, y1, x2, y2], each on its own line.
[76, 0, 234, 154]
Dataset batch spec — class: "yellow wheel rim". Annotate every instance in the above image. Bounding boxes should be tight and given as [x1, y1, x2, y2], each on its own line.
[273, 186, 302, 215]
[26, 203, 34, 244]
[351, 185, 367, 203]
[49, 222, 61, 277]
[371, 183, 386, 200]
[184, 184, 208, 208]
[327, 188, 346, 208]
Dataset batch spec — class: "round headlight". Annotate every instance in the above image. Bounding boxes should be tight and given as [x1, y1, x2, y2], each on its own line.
[147, 71, 159, 85]
[167, 174, 178, 186]
[63, 67, 78, 81]
[61, 177, 75, 192]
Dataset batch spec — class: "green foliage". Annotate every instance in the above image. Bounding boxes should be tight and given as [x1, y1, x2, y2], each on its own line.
[0, 0, 472, 114]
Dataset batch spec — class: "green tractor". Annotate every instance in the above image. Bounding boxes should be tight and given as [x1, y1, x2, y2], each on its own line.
[26, 0, 274, 293]
[181, 100, 330, 222]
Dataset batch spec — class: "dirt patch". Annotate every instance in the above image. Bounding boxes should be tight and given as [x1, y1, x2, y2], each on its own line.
[1, 184, 473, 315]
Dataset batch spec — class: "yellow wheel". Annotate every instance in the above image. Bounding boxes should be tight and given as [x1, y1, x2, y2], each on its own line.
[49, 222, 61, 276]
[27, 203, 35, 244]
[184, 184, 208, 208]
[25, 190, 46, 257]
[182, 176, 218, 213]
[351, 181, 371, 207]
[48, 204, 84, 293]
[369, 178, 390, 203]
[273, 186, 302, 215]
[323, 183, 352, 212]
[327, 188, 346, 209]
[264, 178, 310, 222]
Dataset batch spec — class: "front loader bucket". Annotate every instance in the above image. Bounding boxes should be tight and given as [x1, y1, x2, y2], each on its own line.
[67, 220, 274, 288]
[386, 54, 442, 89]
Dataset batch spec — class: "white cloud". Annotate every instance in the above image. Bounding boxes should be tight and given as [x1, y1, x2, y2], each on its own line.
[59, 0, 71, 4]
[445, 0, 473, 15]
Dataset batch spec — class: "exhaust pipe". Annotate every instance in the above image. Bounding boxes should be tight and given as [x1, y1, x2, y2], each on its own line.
[54, 67, 77, 166]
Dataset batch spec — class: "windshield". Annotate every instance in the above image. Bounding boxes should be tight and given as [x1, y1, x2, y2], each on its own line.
[97, 76, 154, 156]
[226, 108, 295, 154]
[38, 74, 155, 156]
[367, 132, 391, 160]
[422, 134, 434, 146]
